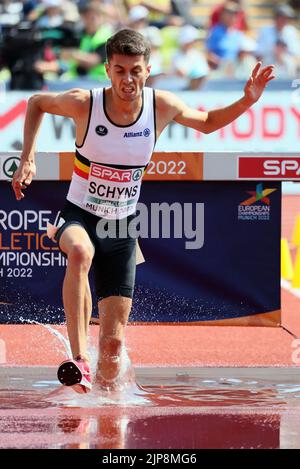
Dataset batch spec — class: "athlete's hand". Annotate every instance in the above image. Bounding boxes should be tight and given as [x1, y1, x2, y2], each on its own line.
[244, 62, 275, 104]
[12, 160, 36, 201]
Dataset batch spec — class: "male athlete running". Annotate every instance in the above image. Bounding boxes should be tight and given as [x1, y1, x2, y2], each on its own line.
[12, 29, 274, 393]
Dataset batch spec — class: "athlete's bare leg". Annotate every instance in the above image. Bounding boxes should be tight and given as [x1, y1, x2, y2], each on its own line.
[84, 279, 93, 338]
[59, 225, 95, 362]
[96, 296, 132, 384]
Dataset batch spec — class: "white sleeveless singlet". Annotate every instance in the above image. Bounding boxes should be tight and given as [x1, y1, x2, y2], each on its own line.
[67, 86, 156, 220]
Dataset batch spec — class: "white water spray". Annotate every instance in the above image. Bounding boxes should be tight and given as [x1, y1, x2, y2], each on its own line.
[22, 318, 149, 406]
[24, 319, 72, 357]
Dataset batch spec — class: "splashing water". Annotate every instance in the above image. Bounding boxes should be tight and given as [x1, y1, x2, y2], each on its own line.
[21, 319, 147, 406]
[25, 319, 72, 357]
[51, 342, 148, 407]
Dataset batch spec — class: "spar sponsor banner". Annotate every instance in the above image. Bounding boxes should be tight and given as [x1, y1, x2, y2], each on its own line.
[0, 91, 300, 152]
[0, 180, 281, 325]
[239, 156, 300, 179]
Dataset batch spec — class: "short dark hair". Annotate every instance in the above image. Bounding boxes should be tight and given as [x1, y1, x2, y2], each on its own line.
[106, 29, 151, 63]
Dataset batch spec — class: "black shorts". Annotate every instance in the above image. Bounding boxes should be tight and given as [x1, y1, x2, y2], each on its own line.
[55, 201, 137, 301]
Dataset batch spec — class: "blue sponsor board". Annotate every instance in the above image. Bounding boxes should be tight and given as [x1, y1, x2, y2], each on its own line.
[0, 181, 281, 324]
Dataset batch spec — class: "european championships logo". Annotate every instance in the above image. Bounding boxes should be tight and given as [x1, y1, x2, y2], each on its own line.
[238, 183, 277, 221]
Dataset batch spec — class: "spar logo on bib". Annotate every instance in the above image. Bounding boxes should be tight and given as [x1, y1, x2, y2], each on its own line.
[91, 164, 134, 182]
[85, 163, 143, 218]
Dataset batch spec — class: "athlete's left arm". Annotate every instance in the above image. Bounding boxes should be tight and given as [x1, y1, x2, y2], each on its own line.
[161, 62, 275, 134]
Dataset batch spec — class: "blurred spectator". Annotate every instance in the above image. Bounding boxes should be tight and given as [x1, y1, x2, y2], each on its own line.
[0, 0, 23, 26]
[31, 1, 80, 83]
[23, 0, 79, 24]
[231, 36, 257, 79]
[2, 20, 57, 89]
[256, 4, 300, 65]
[1, 0, 77, 91]
[171, 0, 201, 28]
[206, 1, 248, 69]
[96, 0, 127, 28]
[36, 0, 64, 28]
[217, 35, 257, 79]
[127, 4, 150, 33]
[289, 0, 300, 11]
[1, 0, 298, 87]
[171, 24, 209, 90]
[209, 0, 248, 31]
[158, 24, 179, 70]
[60, 1, 113, 81]
[125, 0, 182, 28]
[272, 38, 298, 78]
[58, 1, 80, 24]
[22, 1, 39, 19]
[144, 25, 164, 86]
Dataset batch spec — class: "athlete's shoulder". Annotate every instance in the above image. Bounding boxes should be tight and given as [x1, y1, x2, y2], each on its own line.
[154, 88, 175, 101]
[29, 88, 91, 118]
[65, 88, 91, 105]
[64, 88, 92, 117]
[53, 88, 91, 114]
[153, 89, 187, 115]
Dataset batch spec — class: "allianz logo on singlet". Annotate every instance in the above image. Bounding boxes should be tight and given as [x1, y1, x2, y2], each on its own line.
[123, 128, 151, 138]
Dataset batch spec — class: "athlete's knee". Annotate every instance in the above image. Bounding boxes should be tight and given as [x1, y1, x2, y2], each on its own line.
[100, 297, 132, 318]
[67, 243, 93, 271]
[99, 335, 122, 358]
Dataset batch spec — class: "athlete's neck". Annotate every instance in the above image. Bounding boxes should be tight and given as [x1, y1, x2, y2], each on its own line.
[105, 87, 143, 122]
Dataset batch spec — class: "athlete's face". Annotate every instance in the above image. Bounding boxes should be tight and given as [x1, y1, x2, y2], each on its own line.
[105, 54, 151, 101]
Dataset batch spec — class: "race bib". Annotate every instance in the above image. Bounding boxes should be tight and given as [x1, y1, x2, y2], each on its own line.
[83, 163, 144, 219]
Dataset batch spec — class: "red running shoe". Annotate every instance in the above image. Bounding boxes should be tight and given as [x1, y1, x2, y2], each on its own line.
[57, 358, 92, 394]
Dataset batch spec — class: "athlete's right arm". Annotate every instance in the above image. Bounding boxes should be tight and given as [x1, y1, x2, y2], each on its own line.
[12, 88, 89, 201]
